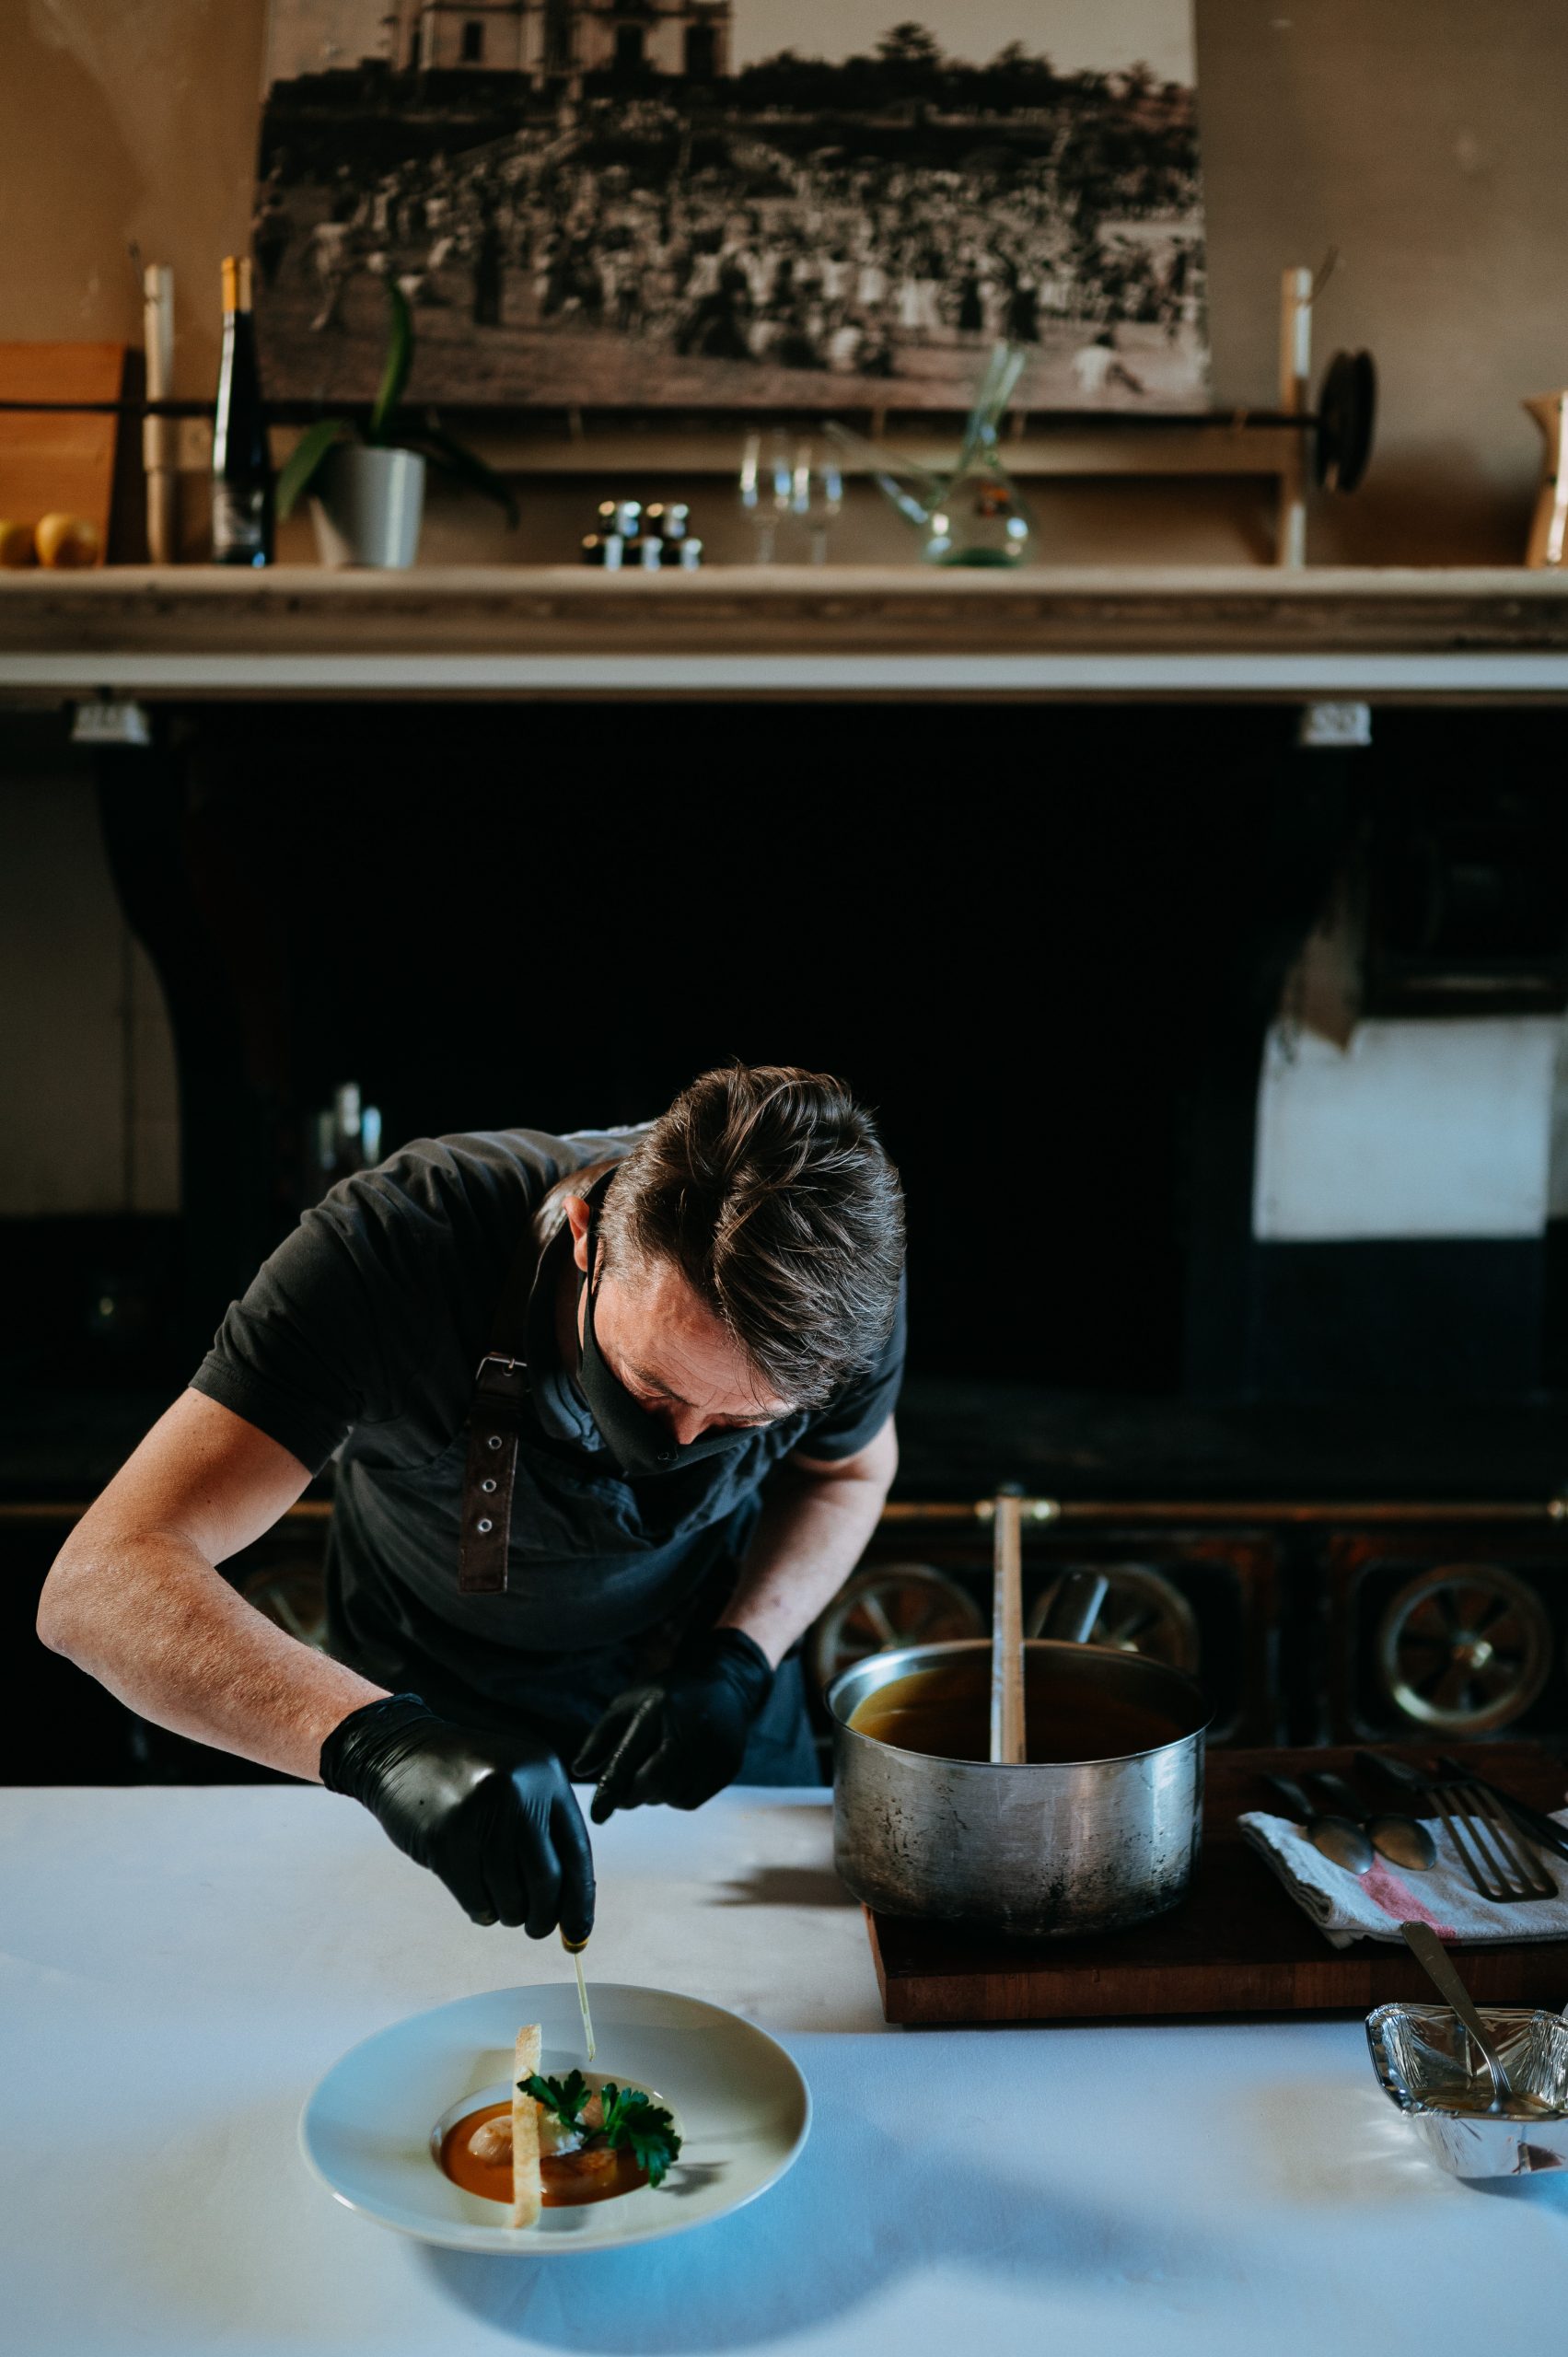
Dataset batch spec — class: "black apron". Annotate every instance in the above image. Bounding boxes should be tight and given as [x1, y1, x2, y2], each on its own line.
[325, 1158, 819, 1780]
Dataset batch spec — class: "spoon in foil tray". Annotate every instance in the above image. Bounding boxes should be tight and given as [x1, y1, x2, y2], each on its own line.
[1400, 1922, 1516, 2116]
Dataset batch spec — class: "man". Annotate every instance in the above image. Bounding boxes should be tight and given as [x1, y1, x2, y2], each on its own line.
[1071, 329, 1146, 401]
[38, 1066, 904, 1949]
[307, 216, 355, 333]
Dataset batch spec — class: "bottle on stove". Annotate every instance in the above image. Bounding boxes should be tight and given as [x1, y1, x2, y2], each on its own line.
[211, 255, 273, 566]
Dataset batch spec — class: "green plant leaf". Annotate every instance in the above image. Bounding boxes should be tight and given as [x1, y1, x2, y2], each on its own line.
[519, 2073, 681, 2187]
[408, 416, 519, 526]
[596, 2082, 681, 2188]
[368, 280, 414, 445]
[519, 2070, 588, 2129]
[275, 417, 348, 518]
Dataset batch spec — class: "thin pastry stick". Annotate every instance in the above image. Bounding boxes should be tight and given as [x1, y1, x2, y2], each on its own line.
[571, 1944, 596, 2062]
[510, 2025, 542, 2228]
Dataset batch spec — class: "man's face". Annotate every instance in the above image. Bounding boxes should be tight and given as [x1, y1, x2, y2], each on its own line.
[564, 1196, 795, 1446]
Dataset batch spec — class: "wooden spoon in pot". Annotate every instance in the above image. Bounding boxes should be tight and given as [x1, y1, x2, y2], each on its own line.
[989, 1492, 1108, 1767]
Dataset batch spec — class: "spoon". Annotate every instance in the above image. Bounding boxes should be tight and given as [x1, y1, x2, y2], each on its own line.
[990, 1491, 1026, 1766]
[1304, 1768, 1436, 1873]
[1400, 1920, 1512, 2113]
[991, 1536, 1108, 1767]
[1261, 1770, 1375, 1874]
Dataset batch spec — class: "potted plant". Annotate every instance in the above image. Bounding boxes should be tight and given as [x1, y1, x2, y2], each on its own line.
[276, 283, 517, 567]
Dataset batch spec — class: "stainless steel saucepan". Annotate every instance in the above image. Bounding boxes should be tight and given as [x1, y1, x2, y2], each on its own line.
[828, 1573, 1210, 1940]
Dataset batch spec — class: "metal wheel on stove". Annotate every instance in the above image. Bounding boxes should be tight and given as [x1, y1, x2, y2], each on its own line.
[239, 1557, 330, 1651]
[808, 1562, 983, 1695]
[1027, 1562, 1200, 1676]
[1376, 1562, 1551, 1735]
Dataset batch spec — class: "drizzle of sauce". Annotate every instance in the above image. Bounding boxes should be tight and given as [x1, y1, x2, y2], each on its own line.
[848, 1656, 1182, 1763]
[438, 2102, 648, 2209]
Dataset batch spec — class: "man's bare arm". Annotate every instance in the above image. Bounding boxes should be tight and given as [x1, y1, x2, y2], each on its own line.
[717, 1415, 898, 1668]
[36, 1389, 388, 1783]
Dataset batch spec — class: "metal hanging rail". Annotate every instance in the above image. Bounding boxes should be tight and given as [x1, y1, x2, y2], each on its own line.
[5, 1492, 1566, 1532]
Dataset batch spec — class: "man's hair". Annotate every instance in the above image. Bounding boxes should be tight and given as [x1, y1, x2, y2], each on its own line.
[598, 1064, 904, 1411]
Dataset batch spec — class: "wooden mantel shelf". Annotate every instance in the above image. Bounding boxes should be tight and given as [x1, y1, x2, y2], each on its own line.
[6, 564, 1568, 702]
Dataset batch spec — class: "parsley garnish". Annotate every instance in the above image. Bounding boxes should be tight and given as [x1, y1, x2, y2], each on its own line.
[595, 2081, 682, 2188]
[521, 2069, 588, 2129]
[517, 2071, 682, 2189]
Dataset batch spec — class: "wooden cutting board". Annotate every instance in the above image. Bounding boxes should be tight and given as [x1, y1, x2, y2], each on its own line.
[867, 1743, 1568, 2025]
[0, 342, 124, 555]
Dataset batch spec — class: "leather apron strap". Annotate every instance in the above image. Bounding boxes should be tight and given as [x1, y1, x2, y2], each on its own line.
[457, 1353, 529, 1596]
[457, 1157, 621, 1596]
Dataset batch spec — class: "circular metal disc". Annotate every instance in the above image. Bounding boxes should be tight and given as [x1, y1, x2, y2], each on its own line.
[240, 1557, 330, 1650]
[807, 1562, 983, 1693]
[1027, 1562, 1200, 1674]
[1376, 1562, 1551, 1734]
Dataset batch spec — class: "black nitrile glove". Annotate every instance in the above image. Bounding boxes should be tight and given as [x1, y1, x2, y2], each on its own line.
[320, 1692, 594, 1938]
[572, 1629, 774, 1824]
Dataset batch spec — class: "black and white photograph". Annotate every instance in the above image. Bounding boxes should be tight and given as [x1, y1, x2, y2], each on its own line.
[253, 1, 1211, 409]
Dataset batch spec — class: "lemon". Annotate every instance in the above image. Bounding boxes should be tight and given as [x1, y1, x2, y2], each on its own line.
[35, 513, 100, 569]
[0, 519, 36, 568]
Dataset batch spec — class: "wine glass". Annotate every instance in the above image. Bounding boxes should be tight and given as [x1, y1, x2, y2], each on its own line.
[787, 439, 843, 564]
[738, 427, 794, 563]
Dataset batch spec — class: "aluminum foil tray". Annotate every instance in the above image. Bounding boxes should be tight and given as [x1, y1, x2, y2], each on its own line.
[1366, 2002, 1568, 2178]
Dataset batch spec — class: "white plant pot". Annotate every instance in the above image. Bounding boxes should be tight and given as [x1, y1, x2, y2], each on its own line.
[308, 445, 425, 569]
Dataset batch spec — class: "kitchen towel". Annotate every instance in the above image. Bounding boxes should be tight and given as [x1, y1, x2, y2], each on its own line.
[1238, 1806, 1568, 1948]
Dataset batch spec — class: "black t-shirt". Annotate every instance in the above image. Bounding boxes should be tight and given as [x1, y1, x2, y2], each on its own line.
[192, 1128, 904, 1727]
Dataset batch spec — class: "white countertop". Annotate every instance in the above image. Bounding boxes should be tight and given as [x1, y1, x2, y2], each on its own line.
[4, 1784, 1564, 2356]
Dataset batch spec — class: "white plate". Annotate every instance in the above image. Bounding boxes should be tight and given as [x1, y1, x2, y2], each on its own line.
[299, 1980, 810, 2254]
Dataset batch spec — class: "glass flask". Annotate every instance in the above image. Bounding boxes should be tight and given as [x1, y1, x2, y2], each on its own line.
[922, 439, 1034, 567]
[824, 341, 1037, 569]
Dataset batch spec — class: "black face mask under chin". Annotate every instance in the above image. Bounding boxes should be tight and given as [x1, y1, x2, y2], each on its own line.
[574, 1196, 754, 1477]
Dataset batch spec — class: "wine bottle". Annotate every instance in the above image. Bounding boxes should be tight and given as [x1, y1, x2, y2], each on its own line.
[211, 255, 273, 566]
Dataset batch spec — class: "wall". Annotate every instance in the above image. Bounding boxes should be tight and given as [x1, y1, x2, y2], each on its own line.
[6, 0, 1568, 562]
[1194, 0, 1568, 564]
[0, 741, 180, 1217]
[1, 3, 264, 402]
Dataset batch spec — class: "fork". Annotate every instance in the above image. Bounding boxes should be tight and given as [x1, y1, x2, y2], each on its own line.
[1433, 1755, 1568, 1864]
[1360, 1752, 1558, 1904]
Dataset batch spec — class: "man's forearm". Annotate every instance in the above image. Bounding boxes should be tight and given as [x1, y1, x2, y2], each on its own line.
[718, 1449, 894, 1669]
[38, 1530, 387, 1783]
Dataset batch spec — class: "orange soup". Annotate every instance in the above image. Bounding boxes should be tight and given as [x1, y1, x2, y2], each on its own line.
[849, 1656, 1180, 1762]
[438, 2101, 648, 2209]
